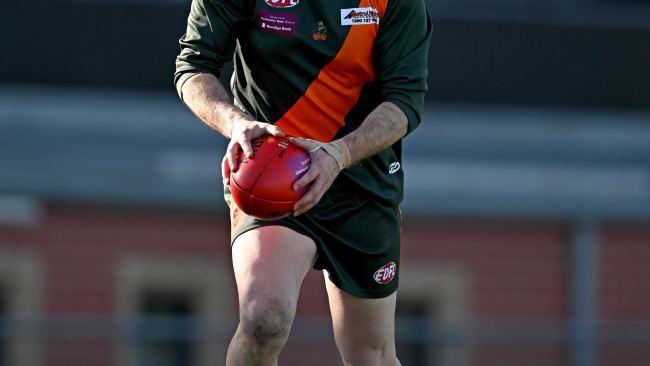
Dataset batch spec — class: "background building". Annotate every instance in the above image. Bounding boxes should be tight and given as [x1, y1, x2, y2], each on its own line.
[1, 0, 649, 365]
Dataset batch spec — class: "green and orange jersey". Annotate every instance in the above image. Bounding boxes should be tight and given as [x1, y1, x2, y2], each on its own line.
[175, 0, 432, 205]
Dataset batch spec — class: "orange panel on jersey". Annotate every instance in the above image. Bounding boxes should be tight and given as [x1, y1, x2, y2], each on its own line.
[275, 0, 388, 142]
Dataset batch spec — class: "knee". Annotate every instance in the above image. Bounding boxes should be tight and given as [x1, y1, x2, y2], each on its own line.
[340, 339, 396, 366]
[239, 297, 294, 342]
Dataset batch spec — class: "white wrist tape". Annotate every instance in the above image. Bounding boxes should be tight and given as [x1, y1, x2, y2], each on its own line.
[309, 140, 351, 170]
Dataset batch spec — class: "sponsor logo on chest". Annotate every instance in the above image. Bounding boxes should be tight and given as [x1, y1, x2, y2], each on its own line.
[373, 261, 397, 284]
[258, 10, 298, 36]
[264, 0, 299, 8]
[340, 7, 380, 26]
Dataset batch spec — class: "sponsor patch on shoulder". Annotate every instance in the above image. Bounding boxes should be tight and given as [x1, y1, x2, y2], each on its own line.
[340, 7, 380, 26]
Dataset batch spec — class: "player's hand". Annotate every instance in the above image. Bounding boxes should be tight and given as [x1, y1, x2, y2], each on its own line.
[221, 121, 285, 187]
[289, 137, 350, 216]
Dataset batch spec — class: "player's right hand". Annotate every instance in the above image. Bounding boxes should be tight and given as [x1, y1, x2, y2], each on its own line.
[221, 121, 285, 186]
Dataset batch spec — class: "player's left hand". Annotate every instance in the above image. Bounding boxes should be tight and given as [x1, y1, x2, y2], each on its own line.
[289, 137, 349, 216]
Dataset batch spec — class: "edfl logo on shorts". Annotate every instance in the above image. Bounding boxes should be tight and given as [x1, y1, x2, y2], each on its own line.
[265, 0, 299, 8]
[373, 262, 397, 284]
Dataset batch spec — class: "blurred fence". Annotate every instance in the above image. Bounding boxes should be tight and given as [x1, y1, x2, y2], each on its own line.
[1, 315, 650, 365]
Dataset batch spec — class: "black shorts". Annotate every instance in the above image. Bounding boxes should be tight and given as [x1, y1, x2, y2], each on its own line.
[225, 178, 401, 299]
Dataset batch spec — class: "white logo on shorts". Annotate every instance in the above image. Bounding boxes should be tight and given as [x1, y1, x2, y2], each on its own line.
[373, 262, 397, 284]
[388, 162, 401, 174]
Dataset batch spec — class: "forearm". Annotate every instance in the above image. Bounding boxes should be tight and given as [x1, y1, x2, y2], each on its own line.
[289, 102, 407, 214]
[179, 73, 253, 138]
[340, 101, 408, 165]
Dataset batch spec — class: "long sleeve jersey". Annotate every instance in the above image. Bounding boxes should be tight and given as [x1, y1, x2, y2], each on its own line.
[175, 0, 432, 206]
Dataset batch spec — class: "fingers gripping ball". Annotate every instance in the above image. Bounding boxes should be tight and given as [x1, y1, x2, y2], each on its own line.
[229, 136, 311, 220]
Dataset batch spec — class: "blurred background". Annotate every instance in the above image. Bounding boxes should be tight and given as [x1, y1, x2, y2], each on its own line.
[1, 0, 650, 365]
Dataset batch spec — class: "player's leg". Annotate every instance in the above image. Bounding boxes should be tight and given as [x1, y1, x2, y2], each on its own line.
[226, 225, 317, 366]
[324, 272, 401, 366]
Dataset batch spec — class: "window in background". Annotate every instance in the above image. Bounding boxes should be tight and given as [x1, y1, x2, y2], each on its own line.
[396, 297, 440, 365]
[137, 289, 197, 366]
[396, 265, 470, 366]
[0, 252, 42, 366]
[116, 257, 234, 366]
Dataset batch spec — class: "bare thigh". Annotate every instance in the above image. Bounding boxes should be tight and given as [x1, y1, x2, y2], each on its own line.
[232, 226, 317, 326]
[324, 271, 398, 364]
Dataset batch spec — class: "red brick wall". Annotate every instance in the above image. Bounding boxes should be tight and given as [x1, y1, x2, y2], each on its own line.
[401, 219, 569, 366]
[1, 207, 232, 314]
[600, 225, 650, 319]
[401, 219, 569, 319]
[600, 224, 650, 366]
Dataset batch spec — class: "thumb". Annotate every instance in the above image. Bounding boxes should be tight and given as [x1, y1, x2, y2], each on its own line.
[289, 137, 316, 150]
[265, 124, 285, 137]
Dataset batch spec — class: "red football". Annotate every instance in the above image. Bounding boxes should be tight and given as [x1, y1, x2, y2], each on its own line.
[229, 135, 311, 220]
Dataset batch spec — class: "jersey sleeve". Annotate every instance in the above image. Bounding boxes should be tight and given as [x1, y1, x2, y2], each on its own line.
[375, 0, 432, 135]
[174, 0, 250, 99]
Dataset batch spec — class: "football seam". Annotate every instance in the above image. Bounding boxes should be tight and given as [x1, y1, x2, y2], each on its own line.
[231, 142, 281, 211]
[249, 145, 282, 202]
[231, 174, 298, 205]
[248, 195, 297, 204]
[229, 178, 252, 211]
